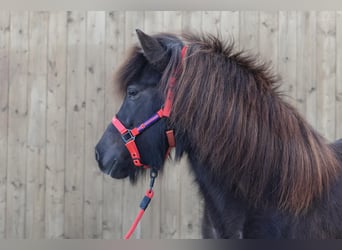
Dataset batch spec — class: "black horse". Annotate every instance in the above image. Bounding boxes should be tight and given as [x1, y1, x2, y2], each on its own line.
[95, 29, 342, 239]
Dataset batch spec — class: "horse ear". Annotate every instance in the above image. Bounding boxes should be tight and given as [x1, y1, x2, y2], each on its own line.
[136, 29, 170, 72]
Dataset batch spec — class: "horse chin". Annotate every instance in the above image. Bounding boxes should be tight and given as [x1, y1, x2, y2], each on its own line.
[109, 170, 129, 179]
[104, 162, 130, 179]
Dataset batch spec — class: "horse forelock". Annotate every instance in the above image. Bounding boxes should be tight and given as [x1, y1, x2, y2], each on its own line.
[170, 33, 341, 215]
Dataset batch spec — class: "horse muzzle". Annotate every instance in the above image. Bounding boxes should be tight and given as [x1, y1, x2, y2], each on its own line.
[95, 145, 130, 179]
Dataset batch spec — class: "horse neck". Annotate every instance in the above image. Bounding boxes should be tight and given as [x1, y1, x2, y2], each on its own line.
[174, 93, 341, 214]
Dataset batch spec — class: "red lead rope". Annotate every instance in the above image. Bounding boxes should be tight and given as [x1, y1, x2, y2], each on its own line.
[124, 170, 157, 239]
[123, 46, 188, 239]
[124, 189, 154, 239]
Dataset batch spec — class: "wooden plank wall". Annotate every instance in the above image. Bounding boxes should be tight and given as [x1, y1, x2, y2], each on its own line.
[0, 11, 341, 239]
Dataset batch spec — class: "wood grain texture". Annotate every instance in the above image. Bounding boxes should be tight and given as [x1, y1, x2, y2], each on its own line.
[182, 11, 202, 34]
[0, 11, 10, 238]
[220, 11, 239, 47]
[202, 11, 221, 35]
[278, 11, 297, 106]
[45, 11, 67, 239]
[64, 11, 86, 238]
[6, 11, 29, 238]
[25, 11, 49, 239]
[83, 11, 106, 239]
[259, 11, 278, 73]
[239, 11, 259, 52]
[296, 11, 317, 128]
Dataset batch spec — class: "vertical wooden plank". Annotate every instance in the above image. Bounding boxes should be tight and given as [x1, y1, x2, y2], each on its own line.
[316, 11, 336, 141]
[163, 11, 182, 34]
[278, 11, 297, 106]
[6, 11, 29, 238]
[25, 11, 48, 239]
[159, 11, 182, 239]
[182, 11, 202, 34]
[179, 11, 204, 240]
[0, 11, 10, 238]
[202, 11, 221, 34]
[83, 11, 105, 239]
[141, 11, 163, 239]
[220, 11, 240, 47]
[337, 11, 342, 139]
[259, 11, 278, 72]
[178, 157, 202, 239]
[296, 12, 317, 128]
[45, 11, 67, 239]
[64, 11, 86, 238]
[239, 11, 259, 52]
[122, 10, 145, 239]
[102, 11, 125, 239]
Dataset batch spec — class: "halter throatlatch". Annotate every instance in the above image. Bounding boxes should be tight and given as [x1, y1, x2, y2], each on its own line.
[112, 45, 188, 239]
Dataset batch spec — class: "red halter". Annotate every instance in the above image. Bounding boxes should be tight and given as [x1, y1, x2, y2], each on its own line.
[112, 46, 187, 169]
[112, 45, 187, 239]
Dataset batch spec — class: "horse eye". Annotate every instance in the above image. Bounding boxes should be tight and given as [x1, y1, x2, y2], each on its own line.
[127, 88, 138, 97]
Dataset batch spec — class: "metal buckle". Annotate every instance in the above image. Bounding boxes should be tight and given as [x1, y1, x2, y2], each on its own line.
[149, 169, 158, 189]
[122, 130, 135, 143]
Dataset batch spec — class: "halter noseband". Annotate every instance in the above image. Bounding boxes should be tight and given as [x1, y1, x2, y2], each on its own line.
[112, 46, 188, 169]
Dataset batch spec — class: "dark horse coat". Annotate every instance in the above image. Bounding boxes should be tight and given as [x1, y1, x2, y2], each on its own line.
[95, 30, 342, 239]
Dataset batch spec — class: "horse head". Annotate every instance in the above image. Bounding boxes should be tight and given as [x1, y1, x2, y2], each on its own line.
[95, 30, 183, 181]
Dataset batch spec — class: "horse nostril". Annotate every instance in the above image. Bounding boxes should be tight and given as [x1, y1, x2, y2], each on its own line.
[95, 149, 100, 162]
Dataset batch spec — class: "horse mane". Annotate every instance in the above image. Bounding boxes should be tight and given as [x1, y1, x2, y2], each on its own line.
[115, 32, 341, 214]
[170, 33, 341, 214]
